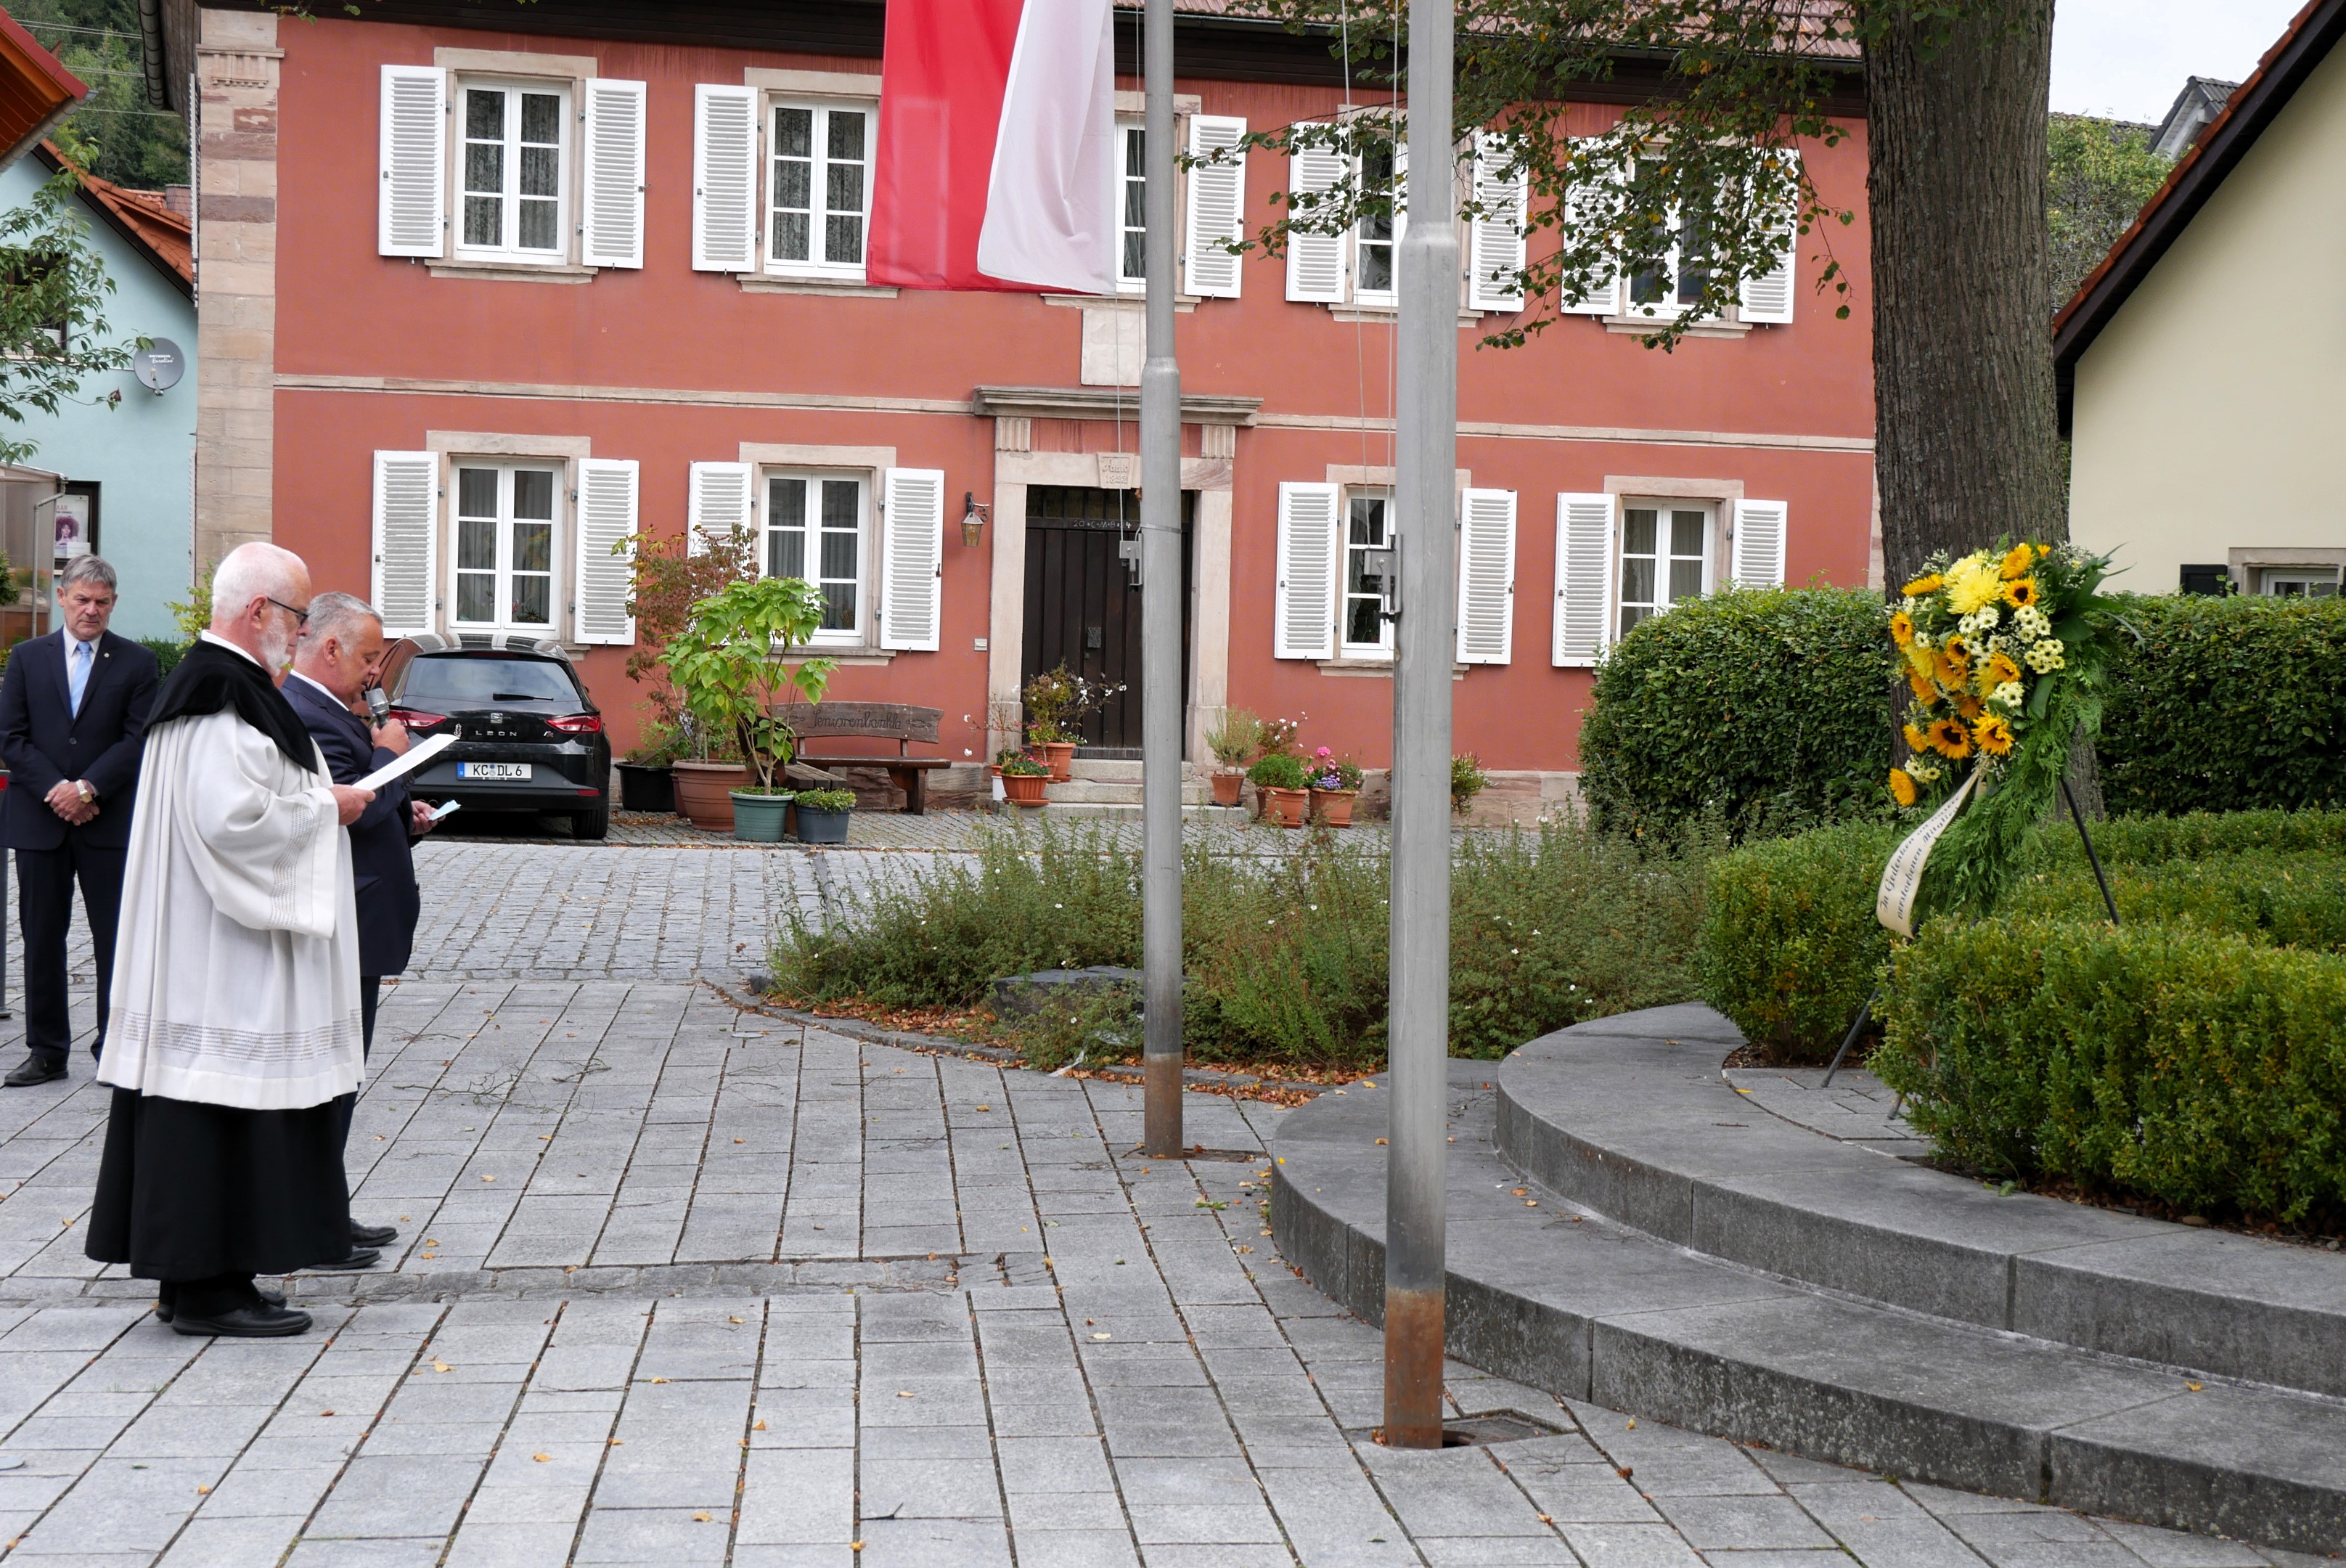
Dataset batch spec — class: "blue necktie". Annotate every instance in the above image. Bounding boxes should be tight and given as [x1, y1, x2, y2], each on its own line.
[68, 640, 91, 718]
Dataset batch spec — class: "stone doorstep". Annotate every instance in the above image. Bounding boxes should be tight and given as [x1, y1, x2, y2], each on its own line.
[1494, 1004, 2346, 1401]
[1268, 1065, 2346, 1557]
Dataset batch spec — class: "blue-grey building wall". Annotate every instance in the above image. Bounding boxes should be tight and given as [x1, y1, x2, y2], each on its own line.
[0, 158, 195, 643]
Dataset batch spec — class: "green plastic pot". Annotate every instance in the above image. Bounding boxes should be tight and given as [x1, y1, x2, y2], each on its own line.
[729, 791, 794, 843]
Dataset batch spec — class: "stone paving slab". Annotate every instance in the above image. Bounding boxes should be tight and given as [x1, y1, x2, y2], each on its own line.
[0, 846, 2321, 1567]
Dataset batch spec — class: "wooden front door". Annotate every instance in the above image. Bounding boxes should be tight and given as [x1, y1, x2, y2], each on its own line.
[1021, 486, 1194, 755]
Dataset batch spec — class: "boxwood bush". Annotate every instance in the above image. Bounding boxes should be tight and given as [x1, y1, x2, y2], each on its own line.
[2100, 594, 2346, 816]
[1872, 917, 2346, 1225]
[1698, 808, 2346, 1061]
[1578, 587, 1892, 840]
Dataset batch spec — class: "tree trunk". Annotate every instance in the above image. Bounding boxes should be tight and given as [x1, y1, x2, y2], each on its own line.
[1868, 3, 2064, 592]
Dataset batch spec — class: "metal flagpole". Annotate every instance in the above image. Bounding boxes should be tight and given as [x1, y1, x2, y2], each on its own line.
[1384, 0, 1458, 1448]
[1140, 0, 1185, 1159]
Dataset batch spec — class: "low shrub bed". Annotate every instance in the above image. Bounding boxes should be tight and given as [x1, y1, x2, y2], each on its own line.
[1872, 917, 2346, 1226]
[1699, 808, 2346, 1060]
[769, 817, 1715, 1072]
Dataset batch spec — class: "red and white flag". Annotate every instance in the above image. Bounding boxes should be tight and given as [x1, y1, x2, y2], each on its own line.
[868, 0, 1119, 295]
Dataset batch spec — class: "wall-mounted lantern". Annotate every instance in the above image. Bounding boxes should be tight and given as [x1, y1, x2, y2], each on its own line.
[961, 491, 990, 549]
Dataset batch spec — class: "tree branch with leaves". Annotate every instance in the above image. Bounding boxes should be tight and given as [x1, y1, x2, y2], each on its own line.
[0, 137, 136, 467]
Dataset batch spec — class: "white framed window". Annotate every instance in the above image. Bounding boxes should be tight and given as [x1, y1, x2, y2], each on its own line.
[1353, 144, 1402, 307]
[1339, 491, 1394, 658]
[1617, 500, 1713, 635]
[457, 80, 570, 261]
[1117, 121, 1148, 291]
[2257, 566, 2340, 598]
[765, 99, 872, 278]
[763, 470, 868, 643]
[1624, 211, 1710, 321]
[451, 462, 563, 632]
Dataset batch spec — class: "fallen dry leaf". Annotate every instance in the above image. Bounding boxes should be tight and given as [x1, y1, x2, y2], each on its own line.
[533, 1453, 551, 1463]
[648, 1377, 670, 1384]
[433, 1361, 452, 1373]
[753, 1421, 768, 1431]
[692, 1512, 711, 1523]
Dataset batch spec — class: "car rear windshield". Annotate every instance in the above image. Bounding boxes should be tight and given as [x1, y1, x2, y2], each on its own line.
[396, 656, 580, 707]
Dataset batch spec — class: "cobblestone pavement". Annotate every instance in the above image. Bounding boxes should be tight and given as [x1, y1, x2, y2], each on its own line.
[0, 846, 2317, 1567]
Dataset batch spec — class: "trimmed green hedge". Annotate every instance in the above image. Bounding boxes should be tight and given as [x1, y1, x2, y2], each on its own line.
[2100, 594, 2346, 816]
[1698, 808, 2346, 1061]
[1578, 587, 1891, 840]
[1873, 918, 2346, 1224]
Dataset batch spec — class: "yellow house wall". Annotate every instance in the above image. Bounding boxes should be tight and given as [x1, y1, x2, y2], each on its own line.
[2068, 41, 2346, 595]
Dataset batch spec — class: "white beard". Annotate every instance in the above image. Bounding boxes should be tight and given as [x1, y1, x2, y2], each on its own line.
[259, 623, 295, 677]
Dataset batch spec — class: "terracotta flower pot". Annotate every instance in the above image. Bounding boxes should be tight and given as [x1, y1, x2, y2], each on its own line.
[1002, 772, 1050, 807]
[1211, 769, 1244, 807]
[1036, 741, 1076, 782]
[1309, 787, 1358, 828]
[1260, 786, 1308, 828]
[671, 761, 749, 830]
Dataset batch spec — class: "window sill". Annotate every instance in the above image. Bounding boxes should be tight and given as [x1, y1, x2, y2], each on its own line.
[1603, 314, 1752, 339]
[428, 259, 596, 285]
[1316, 656, 1468, 679]
[789, 647, 896, 666]
[1043, 292, 1202, 313]
[1328, 303, 1485, 326]
[739, 274, 900, 298]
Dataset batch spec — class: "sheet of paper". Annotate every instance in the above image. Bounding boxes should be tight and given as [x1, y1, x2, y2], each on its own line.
[355, 732, 455, 793]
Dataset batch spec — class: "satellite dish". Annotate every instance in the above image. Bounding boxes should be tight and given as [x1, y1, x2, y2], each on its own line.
[133, 339, 184, 394]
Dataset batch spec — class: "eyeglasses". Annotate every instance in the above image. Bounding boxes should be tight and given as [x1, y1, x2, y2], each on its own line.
[266, 597, 311, 628]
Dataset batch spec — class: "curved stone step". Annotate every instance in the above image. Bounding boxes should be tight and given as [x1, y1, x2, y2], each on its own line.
[1270, 1058, 2346, 1556]
[1493, 1003, 2346, 1400]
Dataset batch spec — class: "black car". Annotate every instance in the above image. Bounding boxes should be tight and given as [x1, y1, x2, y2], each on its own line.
[381, 634, 611, 838]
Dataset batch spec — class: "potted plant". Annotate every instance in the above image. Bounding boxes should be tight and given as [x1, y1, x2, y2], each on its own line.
[663, 576, 836, 839]
[1021, 664, 1122, 781]
[1203, 709, 1259, 807]
[1248, 751, 1309, 828]
[792, 786, 857, 844]
[1305, 748, 1365, 828]
[1000, 752, 1051, 807]
[616, 717, 685, 812]
[618, 522, 759, 826]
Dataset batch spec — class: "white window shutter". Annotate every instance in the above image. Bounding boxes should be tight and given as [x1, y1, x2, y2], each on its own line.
[688, 461, 754, 555]
[371, 451, 439, 637]
[692, 84, 758, 273]
[573, 458, 639, 645]
[879, 468, 944, 653]
[1553, 493, 1616, 667]
[1285, 135, 1349, 303]
[1455, 488, 1518, 665]
[1738, 150, 1800, 324]
[581, 78, 648, 270]
[378, 65, 446, 259]
[1273, 481, 1339, 659]
[1557, 160, 1619, 317]
[1183, 115, 1248, 298]
[1468, 136, 1526, 312]
[1731, 499, 1789, 588]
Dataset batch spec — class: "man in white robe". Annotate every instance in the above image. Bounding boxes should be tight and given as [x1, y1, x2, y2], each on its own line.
[86, 542, 375, 1336]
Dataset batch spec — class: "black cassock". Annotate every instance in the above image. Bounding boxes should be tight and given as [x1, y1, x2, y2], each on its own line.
[86, 1089, 351, 1281]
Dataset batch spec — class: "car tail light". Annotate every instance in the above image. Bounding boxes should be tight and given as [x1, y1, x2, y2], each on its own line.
[388, 707, 449, 731]
[547, 713, 603, 735]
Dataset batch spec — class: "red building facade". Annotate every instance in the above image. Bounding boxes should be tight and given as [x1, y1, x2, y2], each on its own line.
[169, 0, 1877, 815]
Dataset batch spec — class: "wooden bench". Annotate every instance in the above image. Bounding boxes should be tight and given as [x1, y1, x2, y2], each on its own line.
[779, 702, 950, 815]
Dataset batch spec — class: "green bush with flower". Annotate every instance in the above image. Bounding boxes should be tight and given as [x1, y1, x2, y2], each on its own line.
[1305, 748, 1363, 792]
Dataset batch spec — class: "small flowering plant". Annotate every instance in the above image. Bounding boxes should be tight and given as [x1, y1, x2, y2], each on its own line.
[1886, 537, 2122, 912]
[1305, 747, 1363, 793]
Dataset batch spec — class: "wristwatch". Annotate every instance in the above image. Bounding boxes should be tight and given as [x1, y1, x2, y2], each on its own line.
[74, 782, 92, 805]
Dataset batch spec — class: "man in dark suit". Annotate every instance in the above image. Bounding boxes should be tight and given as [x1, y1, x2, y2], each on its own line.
[285, 592, 436, 1254]
[1, 556, 160, 1088]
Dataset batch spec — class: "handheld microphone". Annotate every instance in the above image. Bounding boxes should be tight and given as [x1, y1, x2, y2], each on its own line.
[365, 686, 391, 727]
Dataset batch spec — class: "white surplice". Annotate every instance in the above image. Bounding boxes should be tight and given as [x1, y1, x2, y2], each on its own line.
[97, 648, 364, 1111]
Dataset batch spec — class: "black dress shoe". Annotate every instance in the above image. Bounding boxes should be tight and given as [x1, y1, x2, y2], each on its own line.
[350, 1222, 399, 1249]
[171, 1303, 312, 1338]
[155, 1289, 284, 1326]
[306, 1247, 380, 1273]
[2, 1055, 65, 1088]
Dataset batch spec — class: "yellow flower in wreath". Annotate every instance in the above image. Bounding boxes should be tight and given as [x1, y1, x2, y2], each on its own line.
[1979, 650, 2022, 693]
[1906, 669, 1936, 704]
[1955, 693, 1985, 719]
[1932, 648, 1970, 691]
[1902, 573, 1943, 597]
[1902, 722, 1931, 754]
[1927, 717, 1973, 758]
[1998, 542, 2035, 580]
[1889, 769, 1918, 807]
[1889, 610, 1915, 648]
[1945, 558, 2006, 616]
[1973, 713, 2015, 756]
[2002, 576, 2041, 610]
